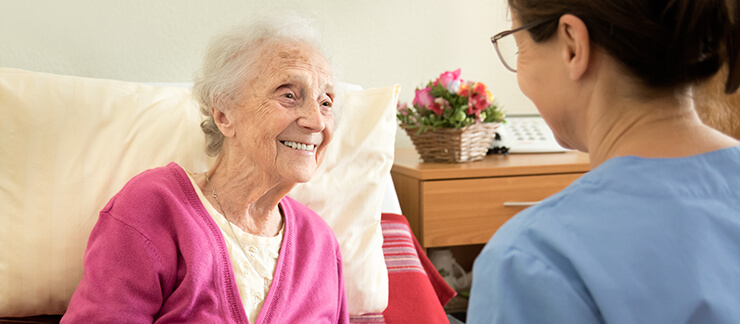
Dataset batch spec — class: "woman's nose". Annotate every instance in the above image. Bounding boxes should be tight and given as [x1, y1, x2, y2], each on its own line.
[296, 100, 326, 132]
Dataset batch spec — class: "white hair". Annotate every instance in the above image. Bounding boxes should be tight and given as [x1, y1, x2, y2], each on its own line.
[192, 13, 328, 157]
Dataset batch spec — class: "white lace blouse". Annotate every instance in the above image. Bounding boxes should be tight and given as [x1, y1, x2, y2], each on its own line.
[187, 172, 284, 324]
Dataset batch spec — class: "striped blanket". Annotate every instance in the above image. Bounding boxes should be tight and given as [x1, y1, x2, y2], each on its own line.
[350, 213, 456, 324]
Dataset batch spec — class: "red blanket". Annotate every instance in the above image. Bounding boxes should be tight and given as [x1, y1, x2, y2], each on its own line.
[350, 213, 456, 324]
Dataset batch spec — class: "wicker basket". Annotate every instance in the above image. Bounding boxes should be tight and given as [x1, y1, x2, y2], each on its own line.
[403, 122, 500, 163]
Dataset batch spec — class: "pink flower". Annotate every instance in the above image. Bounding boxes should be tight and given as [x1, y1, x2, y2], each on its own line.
[438, 69, 462, 91]
[397, 70, 501, 128]
[413, 87, 435, 109]
[397, 102, 410, 116]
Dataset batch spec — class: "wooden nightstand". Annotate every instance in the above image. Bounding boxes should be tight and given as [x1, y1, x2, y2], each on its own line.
[391, 148, 590, 250]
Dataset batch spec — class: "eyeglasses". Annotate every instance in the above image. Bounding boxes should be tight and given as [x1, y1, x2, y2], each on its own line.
[491, 18, 557, 72]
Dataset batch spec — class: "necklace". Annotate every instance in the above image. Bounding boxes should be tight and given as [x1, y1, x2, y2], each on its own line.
[204, 172, 250, 258]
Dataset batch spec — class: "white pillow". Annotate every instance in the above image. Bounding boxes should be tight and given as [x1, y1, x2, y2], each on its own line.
[289, 85, 400, 315]
[0, 68, 212, 317]
[0, 67, 399, 317]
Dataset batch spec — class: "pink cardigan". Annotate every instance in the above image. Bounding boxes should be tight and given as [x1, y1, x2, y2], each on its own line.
[62, 163, 348, 323]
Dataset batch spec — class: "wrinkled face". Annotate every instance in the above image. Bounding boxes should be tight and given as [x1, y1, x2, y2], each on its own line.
[227, 41, 335, 184]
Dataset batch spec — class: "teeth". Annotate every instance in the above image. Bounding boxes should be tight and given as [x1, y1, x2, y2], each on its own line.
[282, 141, 315, 152]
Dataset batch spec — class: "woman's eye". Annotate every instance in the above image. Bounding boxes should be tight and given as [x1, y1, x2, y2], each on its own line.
[320, 100, 333, 113]
[283, 93, 295, 99]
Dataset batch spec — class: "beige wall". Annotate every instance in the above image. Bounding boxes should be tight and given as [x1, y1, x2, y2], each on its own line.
[0, 0, 537, 148]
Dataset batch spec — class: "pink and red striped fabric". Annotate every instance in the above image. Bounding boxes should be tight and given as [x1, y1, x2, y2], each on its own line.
[349, 213, 456, 324]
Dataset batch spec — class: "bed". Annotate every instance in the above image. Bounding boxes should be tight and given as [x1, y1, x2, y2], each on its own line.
[0, 68, 455, 323]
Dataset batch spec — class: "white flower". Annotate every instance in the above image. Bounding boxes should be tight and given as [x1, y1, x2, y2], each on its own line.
[446, 79, 461, 94]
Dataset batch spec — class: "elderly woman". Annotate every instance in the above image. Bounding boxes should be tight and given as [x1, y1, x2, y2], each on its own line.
[469, 0, 740, 323]
[62, 15, 348, 324]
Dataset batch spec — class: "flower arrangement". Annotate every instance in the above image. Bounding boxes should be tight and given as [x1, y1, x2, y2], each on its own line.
[397, 69, 504, 133]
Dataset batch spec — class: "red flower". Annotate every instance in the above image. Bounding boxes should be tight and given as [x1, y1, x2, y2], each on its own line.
[474, 97, 488, 114]
[473, 82, 487, 95]
[429, 103, 443, 115]
[458, 82, 470, 97]
[431, 98, 449, 115]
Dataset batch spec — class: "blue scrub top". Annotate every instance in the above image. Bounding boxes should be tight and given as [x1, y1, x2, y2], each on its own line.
[468, 146, 740, 324]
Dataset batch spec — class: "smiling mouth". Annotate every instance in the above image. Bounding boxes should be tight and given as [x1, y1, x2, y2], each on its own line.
[280, 141, 317, 152]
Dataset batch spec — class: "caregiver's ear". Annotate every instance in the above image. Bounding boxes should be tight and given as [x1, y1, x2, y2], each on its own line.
[557, 14, 590, 80]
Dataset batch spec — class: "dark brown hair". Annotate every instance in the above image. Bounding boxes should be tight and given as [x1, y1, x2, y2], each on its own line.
[508, 0, 740, 94]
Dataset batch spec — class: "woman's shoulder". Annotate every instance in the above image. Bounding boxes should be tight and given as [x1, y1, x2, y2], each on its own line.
[102, 162, 194, 221]
[117, 162, 187, 194]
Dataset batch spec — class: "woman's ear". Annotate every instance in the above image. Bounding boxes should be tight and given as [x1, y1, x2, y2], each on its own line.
[558, 14, 590, 80]
[212, 105, 235, 138]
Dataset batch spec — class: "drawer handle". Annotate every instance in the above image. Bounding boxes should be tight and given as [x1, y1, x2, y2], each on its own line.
[503, 201, 539, 207]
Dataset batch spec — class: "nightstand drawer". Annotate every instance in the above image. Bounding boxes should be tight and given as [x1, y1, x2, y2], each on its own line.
[421, 173, 582, 247]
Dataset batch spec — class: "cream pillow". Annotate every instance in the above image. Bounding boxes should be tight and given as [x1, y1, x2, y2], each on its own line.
[0, 68, 211, 317]
[289, 85, 400, 315]
[0, 67, 399, 317]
